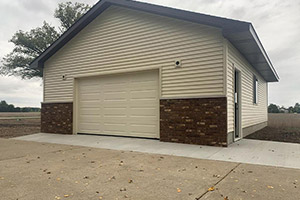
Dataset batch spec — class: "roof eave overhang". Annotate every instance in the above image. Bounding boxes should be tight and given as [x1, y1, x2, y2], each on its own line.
[223, 25, 279, 82]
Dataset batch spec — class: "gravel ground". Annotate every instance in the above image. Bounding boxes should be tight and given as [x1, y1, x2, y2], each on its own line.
[246, 126, 300, 144]
[0, 118, 40, 138]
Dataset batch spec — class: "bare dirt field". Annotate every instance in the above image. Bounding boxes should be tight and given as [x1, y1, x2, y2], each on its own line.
[268, 113, 300, 128]
[246, 113, 300, 144]
[0, 112, 40, 118]
[0, 112, 40, 138]
[246, 126, 300, 144]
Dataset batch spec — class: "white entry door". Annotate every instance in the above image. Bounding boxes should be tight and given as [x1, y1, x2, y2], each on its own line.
[77, 70, 159, 138]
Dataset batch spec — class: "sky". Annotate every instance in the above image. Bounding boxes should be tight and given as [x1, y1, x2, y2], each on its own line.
[0, 0, 299, 107]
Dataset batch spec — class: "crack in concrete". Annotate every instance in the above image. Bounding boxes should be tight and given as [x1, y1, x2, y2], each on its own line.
[195, 163, 242, 200]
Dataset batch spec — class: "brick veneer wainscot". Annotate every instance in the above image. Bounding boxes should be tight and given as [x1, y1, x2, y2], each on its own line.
[160, 97, 227, 147]
[41, 102, 73, 134]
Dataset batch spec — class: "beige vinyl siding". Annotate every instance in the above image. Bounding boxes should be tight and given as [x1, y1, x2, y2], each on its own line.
[44, 6, 224, 102]
[226, 41, 268, 133]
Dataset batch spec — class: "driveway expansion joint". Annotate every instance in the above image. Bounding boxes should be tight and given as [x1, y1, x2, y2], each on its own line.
[195, 163, 242, 200]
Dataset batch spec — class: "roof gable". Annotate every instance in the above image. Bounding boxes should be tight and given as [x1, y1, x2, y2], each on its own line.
[30, 0, 279, 82]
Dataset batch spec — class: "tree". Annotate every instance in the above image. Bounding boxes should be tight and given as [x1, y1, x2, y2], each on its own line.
[0, 100, 40, 112]
[268, 103, 280, 113]
[288, 106, 294, 113]
[0, 100, 15, 112]
[0, 2, 91, 79]
[294, 103, 300, 113]
[1, 22, 59, 79]
[279, 106, 286, 113]
[54, 2, 91, 33]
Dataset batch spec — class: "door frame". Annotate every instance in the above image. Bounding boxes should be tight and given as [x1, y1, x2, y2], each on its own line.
[234, 69, 242, 141]
[72, 67, 161, 139]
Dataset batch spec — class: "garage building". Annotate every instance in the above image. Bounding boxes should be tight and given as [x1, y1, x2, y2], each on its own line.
[30, 0, 279, 146]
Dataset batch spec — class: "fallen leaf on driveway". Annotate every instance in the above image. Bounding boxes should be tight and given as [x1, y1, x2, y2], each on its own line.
[64, 194, 69, 197]
[267, 186, 274, 189]
[177, 188, 181, 193]
[208, 187, 215, 191]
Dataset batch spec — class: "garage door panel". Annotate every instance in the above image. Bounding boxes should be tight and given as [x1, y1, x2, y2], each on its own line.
[102, 124, 127, 134]
[79, 93, 100, 101]
[80, 101, 100, 108]
[130, 91, 157, 100]
[130, 108, 157, 116]
[79, 123, 100, 131]
[130, 72, 156, 81]
[129, 124, 157, 134]
[79, 116, 101, 123]
[78, 79, 100, 86]
[79, 85, 102, 93]
[129, 99, 157, 107]
[103, 93, 127, 101]
[103, 79, 127, 86]
[103, 123, 127, 129]
[103, 83, 128, 90]
[102, 130, 127, 136]
[78, 70, 159, 138]
[79, 89, 100, 95]
[103, 117, 128, 123]
[130, 89, 157, 94]
[128, 117, 157, 125]
[103, 108, 127, 115]
[103, 102, 129, 107]
[129, 82, 157, 89]
[80, 109, 101, 115]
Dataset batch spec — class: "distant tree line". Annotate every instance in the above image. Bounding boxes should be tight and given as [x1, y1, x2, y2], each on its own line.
[0, 100, 40, 112]
[268, 103, 300, 113]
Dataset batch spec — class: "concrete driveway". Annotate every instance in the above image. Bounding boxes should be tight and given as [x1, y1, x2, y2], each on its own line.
[16, 133, 300, 169]
[0, 138, 300, 200]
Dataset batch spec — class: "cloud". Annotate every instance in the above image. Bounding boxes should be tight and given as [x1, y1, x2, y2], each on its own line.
[18, 0, 52, 14]
[0, 76, 42, 107]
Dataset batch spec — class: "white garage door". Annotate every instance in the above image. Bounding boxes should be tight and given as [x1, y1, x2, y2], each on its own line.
[77, 70, 159, 138]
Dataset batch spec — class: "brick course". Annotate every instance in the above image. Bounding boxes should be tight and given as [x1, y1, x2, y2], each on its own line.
[160, 98, 227, 147]
[41, 99, 227, 146]
[41, 102, 73, 134]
